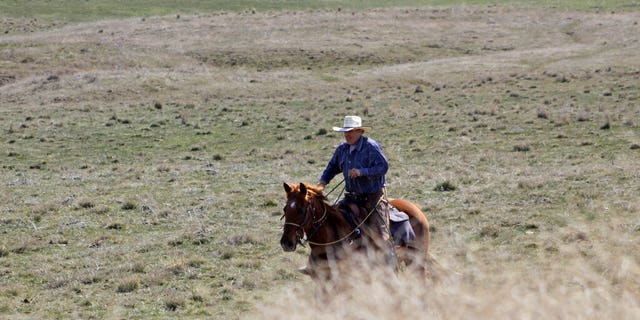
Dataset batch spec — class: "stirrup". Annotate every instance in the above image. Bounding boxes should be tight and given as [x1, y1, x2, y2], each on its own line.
[352, 228, 361, 239]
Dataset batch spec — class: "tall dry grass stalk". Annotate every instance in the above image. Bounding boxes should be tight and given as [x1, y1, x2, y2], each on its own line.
[254, 242, 640, 320]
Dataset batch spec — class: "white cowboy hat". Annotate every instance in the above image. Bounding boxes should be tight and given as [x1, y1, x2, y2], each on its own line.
[332, 115, 372, 132]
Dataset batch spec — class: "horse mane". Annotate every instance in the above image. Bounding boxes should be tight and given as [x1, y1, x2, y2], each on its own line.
[287, 182, 347, 227]
[303, 183, 328, 202]
[307, 184, 352, 229]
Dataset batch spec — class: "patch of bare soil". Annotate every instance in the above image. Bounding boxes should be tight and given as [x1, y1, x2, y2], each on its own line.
[0, 74, 16, 86]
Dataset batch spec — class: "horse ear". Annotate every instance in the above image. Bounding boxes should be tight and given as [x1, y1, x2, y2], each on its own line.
[299, 182, 307, 195]
[283, 182, 292, 193]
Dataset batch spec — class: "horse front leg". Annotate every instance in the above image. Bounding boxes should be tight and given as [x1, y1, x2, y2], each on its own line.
[300, 250, 335, 282]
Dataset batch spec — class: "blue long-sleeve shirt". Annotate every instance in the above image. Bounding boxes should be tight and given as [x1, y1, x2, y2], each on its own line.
[320, 136, 388, 194]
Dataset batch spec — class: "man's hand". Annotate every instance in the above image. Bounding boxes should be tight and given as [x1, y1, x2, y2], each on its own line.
[318, 181, 327, 190]
[348, 169, 361, 179]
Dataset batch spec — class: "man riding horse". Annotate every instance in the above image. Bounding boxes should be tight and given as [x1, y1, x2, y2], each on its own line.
[316, 116, 394, 267]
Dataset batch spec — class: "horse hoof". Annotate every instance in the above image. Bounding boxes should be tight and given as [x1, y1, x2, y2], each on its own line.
[298, 266, 313, 276]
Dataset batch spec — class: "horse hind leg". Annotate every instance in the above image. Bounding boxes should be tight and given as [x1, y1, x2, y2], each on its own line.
[396, 245, 431, 280]
[400, 248, 456, 285]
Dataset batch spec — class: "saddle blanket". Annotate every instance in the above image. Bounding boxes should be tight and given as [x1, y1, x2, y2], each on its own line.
[388, 205, 415, 245]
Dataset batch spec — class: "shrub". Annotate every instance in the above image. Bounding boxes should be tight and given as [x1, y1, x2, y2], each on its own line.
[116, 277, 140, 293]
[78, 200, 95, 209]
[537, 108, 550, 119]
[433, 181, 456, 192]
[513, 144, 531, 152]
[131, 261, 146, 273]
[164, 296, 185, 311]
[262, 199, 277, 207]
[122, 201, 137, 210]
[106, 223, 123, 230]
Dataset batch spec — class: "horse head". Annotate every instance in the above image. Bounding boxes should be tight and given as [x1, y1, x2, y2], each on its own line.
[280, 183, 327, 251]
[280, 182, 307, 252]
[280, 182, 310, 252]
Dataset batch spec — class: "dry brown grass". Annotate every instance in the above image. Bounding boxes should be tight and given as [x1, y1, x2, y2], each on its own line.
[1, 7, 637, 108]
[254, 230, 640, 319]
[1, 3, 639, 319]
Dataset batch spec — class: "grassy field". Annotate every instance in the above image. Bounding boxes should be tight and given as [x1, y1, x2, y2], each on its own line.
[1, 0, 639, 27]
[1, 0, 640, 319]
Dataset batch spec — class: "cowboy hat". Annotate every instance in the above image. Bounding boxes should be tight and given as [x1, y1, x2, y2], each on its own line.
[332, 115, 372, 132]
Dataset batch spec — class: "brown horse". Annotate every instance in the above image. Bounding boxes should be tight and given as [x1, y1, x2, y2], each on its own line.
[280, 182, 431, 280]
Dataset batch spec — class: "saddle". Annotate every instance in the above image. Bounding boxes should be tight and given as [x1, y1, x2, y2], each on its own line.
[341, 202, 415, 245]
[346, 203, 363, 221]
[388, 205, 416, 246]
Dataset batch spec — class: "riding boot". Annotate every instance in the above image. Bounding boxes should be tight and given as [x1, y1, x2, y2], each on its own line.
[386, 250, 398, 274]
[362, 194, 395, 270]
[370, 201, 390, 242]
[339, 204, 361, 239]
[378, 205, 396, 272]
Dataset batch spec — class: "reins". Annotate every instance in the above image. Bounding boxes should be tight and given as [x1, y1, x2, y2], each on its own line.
[283, 180, 391, 247]
[284, 195, 329, 247]
[306, 186, 393, 247]
[303, 183, 382, 247]
[323, 178, 344, 206]
[305, 202, 378, 246]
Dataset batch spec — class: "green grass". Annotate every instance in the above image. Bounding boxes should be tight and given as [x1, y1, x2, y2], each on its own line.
[1, 0, 640, 318]
[1, 0, 638, 22]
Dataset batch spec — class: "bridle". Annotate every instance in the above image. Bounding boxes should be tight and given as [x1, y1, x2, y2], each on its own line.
[281, 192, 365, 247]
[281, 196, 328, 247]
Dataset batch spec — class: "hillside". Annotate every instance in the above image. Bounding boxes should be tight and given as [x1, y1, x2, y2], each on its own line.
[1, 3, 639, 319]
